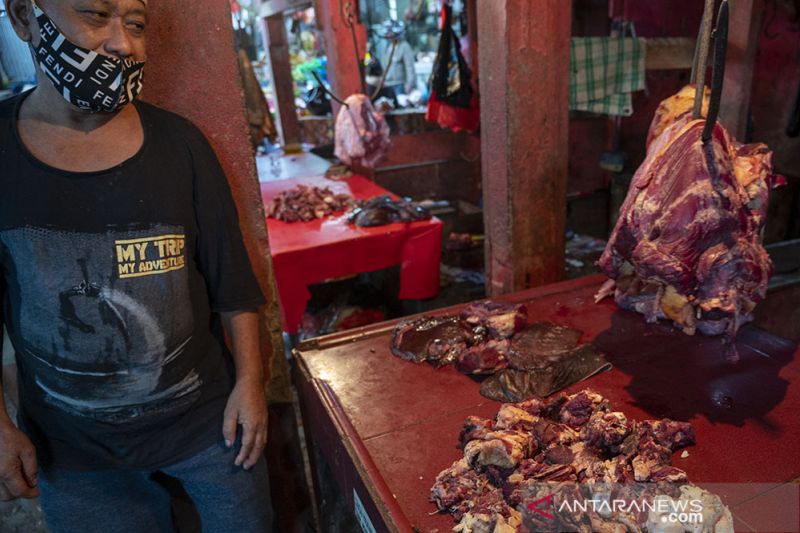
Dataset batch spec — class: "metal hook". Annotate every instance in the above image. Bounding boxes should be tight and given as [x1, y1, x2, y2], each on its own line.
[702, 0, 730, 144]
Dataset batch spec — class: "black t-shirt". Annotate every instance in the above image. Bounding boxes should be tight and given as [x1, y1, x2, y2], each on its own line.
[0, 93, 265, 470]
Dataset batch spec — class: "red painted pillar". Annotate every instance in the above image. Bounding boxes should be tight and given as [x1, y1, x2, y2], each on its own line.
[719, 0, 764, 140]
[313, 0, 367, 109]
[477, 0, 571, 295]
[263, 14, 302, 146]
[142, 1, 285, 390]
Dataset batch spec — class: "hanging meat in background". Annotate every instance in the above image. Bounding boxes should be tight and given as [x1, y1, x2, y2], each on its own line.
[334, 94, 391, 169]
[596, 2, 785, 359]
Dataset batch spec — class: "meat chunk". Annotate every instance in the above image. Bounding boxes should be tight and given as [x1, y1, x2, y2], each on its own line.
[464, 431, 532, 470]
[390, 316, 469, 365]
[267, 185, 354, 222]
[505, 322, 582, 369]
[559, 390, 608, 428]
[460, 301, 527, 339]
[637, 419, 696, 451]
[432, 389, 729, 532]
[454, 339, 509, 375]
[334, 94, 391, 169]
[598, 85, 780, 353]
[580, 411, 632, 450]
[459, 416, 496, 449]
[494, 404, 539, 432]
[480, 345, 609, 402]
[347, 195, 431, 227]
[531, 419, 579, 449]
[430, 458, 493, 513]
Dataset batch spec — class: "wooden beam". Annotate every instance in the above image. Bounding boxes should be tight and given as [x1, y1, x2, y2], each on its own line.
[312, 0, 367, 113]
[144, 1, 286, 395]
[263, 14, 302, 146]
[478, 0, 571, 295]
[720, 0, 764, 140]
[645, 38, 696, 70]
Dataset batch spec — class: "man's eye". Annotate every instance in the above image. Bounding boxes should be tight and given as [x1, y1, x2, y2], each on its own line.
[127, 21, 146, 34]
[82, 10, 110, 20]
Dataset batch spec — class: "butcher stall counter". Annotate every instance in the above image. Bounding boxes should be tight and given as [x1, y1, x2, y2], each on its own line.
[294, 275, 800, 533]
[261, 175, 442, 334]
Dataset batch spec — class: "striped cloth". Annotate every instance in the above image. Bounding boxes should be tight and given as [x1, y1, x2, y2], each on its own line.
[570, 37, 646, 116]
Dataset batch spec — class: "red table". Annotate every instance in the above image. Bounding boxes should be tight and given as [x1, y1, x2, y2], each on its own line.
[261, 175, 442, 334]
[294, 275, 800, 532]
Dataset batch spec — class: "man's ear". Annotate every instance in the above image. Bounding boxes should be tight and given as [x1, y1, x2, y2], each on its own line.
[5, 0, 35, 43]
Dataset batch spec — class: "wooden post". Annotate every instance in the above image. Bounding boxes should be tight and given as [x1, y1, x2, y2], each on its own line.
[313, 0, 367, 112]
[719, 0, 764, 140]
[143, 1, 286, 395]
[263, 14, 302, 146]
[477, 0, 571, 295]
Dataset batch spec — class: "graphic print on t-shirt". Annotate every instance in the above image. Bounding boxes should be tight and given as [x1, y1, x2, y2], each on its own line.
[1, 225, 200, 423]
[114, 234, 186, 279]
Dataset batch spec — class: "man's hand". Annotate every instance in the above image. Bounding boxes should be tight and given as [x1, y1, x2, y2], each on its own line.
[222, 378, 268, 470]
[0, 421, 39, 501]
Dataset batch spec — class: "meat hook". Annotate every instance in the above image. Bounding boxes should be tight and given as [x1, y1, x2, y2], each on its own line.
[702, 0, 729, 144]
[692, 0, 716, 119]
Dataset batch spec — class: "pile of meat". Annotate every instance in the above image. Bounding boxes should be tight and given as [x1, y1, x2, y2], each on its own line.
[597, 85, 781, 355]
[266, 185, 354, 222]
[334, 94, 391, 169]
[431, 390, 733, 532]
[391, 302, 608, 401]
[347, 195, 431, 227]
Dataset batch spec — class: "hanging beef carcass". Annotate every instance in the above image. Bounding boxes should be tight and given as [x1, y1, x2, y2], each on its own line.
[596, 4, 782, 357]
[597, 103, 777, 342]
[334, 94, 391, 169]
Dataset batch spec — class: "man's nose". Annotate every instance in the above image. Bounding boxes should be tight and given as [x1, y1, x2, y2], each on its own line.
[102, 18, 134, 59]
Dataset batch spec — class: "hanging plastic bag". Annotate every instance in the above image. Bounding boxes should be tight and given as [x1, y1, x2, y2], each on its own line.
[426, 4, 479, 132]
[430, 4, 473, 108]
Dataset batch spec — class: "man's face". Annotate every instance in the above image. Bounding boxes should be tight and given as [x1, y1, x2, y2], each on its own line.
[28, 0, 147, 61]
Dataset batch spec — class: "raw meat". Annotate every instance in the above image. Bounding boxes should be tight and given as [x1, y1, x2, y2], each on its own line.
[460, 301, 528, 340]
[266, 185, 354, 222]
[481, 344, 610, 402]
[347, 195, 431, 227]
[334, 94, 391, 169]
[389, 305, 608, 398]
[431, 390, 732, 532]
[580, 411, 631, 450]
[459, 416, 496, 449]
[390, 316, 469, 366]
[454, 339, 510, 375]
[597, 84, 780, 356]
[505, 322, 582, 368]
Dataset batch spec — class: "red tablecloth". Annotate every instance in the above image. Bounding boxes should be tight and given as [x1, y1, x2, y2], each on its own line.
[261, 175, 442, 333]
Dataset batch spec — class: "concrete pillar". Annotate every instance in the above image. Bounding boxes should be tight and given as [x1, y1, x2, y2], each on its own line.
[719, 0, 764, 140]
[142, 1, 285, 392]
[477, 0, 571, 295]
[263, 14, 302, 146]
[313, 0, 367, 110]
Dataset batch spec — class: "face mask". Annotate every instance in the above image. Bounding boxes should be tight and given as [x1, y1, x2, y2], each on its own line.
[30, 0, 145, 113]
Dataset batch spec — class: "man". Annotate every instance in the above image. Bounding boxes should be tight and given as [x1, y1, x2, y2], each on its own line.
[0, 0, 274, 531]
[374, 20, 416, 97]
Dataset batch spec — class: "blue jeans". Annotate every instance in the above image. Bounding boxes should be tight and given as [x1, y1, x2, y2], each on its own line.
[38, 440, 275, 533]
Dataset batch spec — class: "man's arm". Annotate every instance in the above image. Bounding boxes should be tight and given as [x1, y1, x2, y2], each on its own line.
[0, 277, 39, 500]
[220, 310, 268, 470]
[0, 376, 39, 501]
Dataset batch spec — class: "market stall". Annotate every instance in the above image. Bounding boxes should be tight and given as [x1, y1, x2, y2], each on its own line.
[261, 175, 442, 333]
[294, 275, 800, 532]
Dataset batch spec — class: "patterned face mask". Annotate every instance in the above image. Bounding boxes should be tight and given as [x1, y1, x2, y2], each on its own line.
[30, 0, 145, 113]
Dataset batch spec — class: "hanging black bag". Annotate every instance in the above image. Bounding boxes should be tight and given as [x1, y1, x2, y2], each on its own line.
[430, 4, 473, 108]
